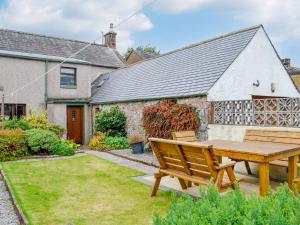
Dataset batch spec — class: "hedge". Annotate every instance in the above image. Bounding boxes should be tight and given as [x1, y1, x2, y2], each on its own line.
[0, 129, 28, 161]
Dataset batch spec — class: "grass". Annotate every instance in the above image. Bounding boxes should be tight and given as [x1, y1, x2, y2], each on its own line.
[1, 154, 171, 225]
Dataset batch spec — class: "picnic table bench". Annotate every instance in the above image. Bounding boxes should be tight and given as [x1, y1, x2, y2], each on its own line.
[149, 138, 237, 196]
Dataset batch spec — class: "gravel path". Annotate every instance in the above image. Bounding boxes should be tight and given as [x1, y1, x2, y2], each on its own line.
[0, 178, 19, 225]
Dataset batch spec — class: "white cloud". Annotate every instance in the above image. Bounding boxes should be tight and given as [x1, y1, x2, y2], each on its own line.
[0, 0, 300, 54]
[0, 0, 153, 52]
[152, 0, 212, 14]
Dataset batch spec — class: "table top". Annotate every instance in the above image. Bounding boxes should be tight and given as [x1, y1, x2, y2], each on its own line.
[201, 140, 300, 157]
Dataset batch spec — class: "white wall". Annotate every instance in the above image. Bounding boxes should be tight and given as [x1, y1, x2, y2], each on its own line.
[47, 63, 113, 99]
[0, 56, 45, 113]
[208, 28, 300, 101]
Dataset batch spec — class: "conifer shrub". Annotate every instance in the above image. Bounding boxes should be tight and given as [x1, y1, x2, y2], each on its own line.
[143, 100, 200, 139]
[0, 128, 28, 161]
[154, 184, 300, 225]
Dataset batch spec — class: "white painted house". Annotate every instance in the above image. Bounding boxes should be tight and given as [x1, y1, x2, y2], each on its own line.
[91, 25, 299, 137]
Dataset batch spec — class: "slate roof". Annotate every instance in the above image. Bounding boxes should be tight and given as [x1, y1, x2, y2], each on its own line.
[0, 29, 124, 68]
[135, 50, 158, 60]
[287, 67, 300, 76]
[91, 25, 261, 104]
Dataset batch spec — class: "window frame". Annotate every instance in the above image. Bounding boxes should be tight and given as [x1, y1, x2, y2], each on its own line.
[60, 66, 77, 88]
[1, 104, 26, 120]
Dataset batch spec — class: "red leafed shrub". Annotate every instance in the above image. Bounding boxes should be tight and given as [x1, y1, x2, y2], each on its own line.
[143, 100, 200, 139]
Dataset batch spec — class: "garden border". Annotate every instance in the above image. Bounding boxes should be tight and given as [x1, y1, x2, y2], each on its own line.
[0, 169, 28, 225]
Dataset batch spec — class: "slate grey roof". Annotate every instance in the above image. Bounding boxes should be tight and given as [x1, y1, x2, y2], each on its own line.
[0, 29, 124, 68]
[287, 67, 300, 76]
[91, 25, 261, 104]
[135, 50, 158, 60]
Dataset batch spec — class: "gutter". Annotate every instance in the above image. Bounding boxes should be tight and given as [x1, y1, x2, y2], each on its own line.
[90, 93, 208, 105]
[44, 60, 48, 109]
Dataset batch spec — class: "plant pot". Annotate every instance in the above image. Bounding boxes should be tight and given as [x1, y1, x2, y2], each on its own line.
[131, 142, 144, 154]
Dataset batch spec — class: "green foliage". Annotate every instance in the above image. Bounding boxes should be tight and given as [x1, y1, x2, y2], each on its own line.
[143, 100, 200, 139]
[25, 110, 66, 137]
[25, 129, 60, 153]
[51, 140, 77, 156]
[124, 44, 160, 60]
[94, 107, 126, 137]
[0, 129, 28, 161]
[4, 117, 29, 130]
[154, 183, 300, 225]
[103, 136, 130, 150]
[88, 132, 106, 150]
[88, 132, 129, 150]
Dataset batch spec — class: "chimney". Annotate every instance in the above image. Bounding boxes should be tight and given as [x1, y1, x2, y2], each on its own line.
[104, 23, 117, 49]
[281, 58, 291, 67]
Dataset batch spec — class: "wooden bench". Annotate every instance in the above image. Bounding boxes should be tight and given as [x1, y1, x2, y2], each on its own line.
[244, 129, 300, 169]
[149, 138, 237, 196]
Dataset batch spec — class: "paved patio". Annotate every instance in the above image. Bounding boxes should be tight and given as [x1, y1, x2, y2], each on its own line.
[87, 150, 285, 196]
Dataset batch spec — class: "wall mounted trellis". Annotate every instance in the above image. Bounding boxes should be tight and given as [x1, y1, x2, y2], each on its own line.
[211, 98, 300, 128]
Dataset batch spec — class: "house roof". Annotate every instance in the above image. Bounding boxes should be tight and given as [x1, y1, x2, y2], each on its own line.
[135, 50, 158, 60]
[91, 25, 261, 104]
[0, 29, 124, 68]
[287, 67, 300, 76]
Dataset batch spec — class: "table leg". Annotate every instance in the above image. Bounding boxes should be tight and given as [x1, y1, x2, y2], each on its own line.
[259, 162, 270, 196]
[288, 155, 298, 190]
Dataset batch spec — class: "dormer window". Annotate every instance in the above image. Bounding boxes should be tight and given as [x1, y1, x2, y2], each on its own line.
[60, 67, 77, 88]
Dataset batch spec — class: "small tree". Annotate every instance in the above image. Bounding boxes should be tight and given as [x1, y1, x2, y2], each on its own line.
[94, 106, 127, 137]
[143, 100, 200, 139]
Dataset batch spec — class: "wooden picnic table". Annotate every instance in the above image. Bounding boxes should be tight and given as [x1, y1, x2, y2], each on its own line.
[200, 140, 300, 196]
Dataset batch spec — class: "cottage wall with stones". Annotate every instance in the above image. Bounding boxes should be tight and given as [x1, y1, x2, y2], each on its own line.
[93, 96, 210, 140]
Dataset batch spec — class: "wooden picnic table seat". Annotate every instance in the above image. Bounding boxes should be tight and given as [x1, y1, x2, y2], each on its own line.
[172, 131, 252, 175]
[149, 138, 237, 196]
[244, 129, 300, 169]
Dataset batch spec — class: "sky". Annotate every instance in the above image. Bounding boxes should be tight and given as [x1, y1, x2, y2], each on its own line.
[0, 0, 299, 67]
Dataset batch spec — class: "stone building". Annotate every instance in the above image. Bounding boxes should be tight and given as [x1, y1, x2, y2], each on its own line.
[0, 26, 124, 144]
[91, 25, 299, 138]
[282, 58, 300, 92]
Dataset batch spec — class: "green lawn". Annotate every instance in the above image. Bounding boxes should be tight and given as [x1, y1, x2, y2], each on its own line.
[1, 155, 171, 225]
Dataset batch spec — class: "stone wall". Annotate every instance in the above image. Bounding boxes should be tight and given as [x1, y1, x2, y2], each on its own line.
[93, 96, 209, 139]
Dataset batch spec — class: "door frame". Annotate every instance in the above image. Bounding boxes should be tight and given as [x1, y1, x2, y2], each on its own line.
[66, 105, 84, 144]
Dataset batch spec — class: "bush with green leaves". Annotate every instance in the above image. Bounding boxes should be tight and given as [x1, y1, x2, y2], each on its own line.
[94, 106, 126, 137]
[103, 136, 130, 150]
[25, 110, 66, 137]
[0, 129, 28, 161]
[51, 140, 78, 156]
[154, 183, 300, 225]
[4, 117, 29, 130]
[25, 129, 60, 154]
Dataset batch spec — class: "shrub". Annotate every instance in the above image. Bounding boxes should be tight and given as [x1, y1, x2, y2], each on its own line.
[154, 184, 300, 225]
[51, 140, 77, 156]
[25, 110, 66, 137]
[143, 100, 200, 139]
[0, 129, 28, 161]
[88, 132, 106, 150]
[94, 106, 126, 137]
[103, 136, 130, 149]
[128, 134, 144, 144]
[4, 117, 29, 130]
[25, 129, 60, 153]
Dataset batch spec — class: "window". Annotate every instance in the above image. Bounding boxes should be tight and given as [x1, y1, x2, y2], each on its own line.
[0, 104, 26, 120]
[60, 67, 77, 88]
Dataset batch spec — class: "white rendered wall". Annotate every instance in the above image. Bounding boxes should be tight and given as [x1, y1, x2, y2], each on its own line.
[208, 28, 300, 101]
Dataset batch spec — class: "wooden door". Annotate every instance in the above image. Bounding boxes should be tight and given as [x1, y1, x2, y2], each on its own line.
[67, 106, 83, 144]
